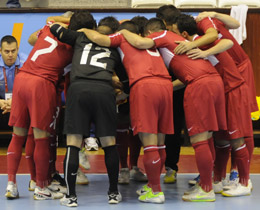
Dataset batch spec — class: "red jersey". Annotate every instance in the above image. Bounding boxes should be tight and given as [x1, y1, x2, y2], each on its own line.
[20, 24, 73, 85]
[194, 35, 245, 93]
[197, 17, 248, 65]
[109, 33, 171, 87]
[149, 30, 219, 84]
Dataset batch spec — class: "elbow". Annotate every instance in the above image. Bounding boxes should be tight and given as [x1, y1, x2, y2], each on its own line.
[135, 40, 146, 49]
[227, 40, 234, 49]
[211, 32, 219, 42]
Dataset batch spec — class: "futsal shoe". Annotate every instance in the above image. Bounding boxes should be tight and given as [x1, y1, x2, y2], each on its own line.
[222, 183, 251, 197]
[130, 166, 147, 182]
[60, 195, 78, 207]
[33, 186, 63, 200]
[76, 168, 89, 185]
[138, 191, 165, 204]
[108, 191, 122, 204]
[118, 168, 130, 184]
[136, 184, 151, 196]
[5, 181, 19, 199]
[28, 180, 36, 191]
[182, 186, 216, 202]
[163, 168, 177, 184]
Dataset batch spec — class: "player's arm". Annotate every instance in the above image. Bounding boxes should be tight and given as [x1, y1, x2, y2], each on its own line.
[28, 29, 41, 46]
[172, 79, 185, 91]
[119, 29, 155, 49]
[78, 28, 111, 47]
[46, 16, 71, 24]
[186, 39, 233, 59]
[174, 27, 218, 55]
[196, 11, 240, 29]
[50, 24, 77, 46]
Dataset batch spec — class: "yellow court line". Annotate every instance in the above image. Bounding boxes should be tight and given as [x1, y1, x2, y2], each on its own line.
[12, 23, 24, 48]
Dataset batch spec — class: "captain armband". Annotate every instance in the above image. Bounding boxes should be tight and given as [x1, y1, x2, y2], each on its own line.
[50, 24, 67, 39]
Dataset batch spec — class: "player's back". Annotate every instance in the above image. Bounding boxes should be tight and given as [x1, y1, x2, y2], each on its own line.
[150, 30, 219, 84]
[110, 33, 171, 87]
[197, 17, 248, 65]
[69, 33, 122, 84]
[21, 25, 73, 85]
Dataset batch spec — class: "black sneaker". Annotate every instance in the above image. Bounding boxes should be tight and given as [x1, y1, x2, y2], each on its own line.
[60, 195, 78, 207]
[108, 191, 122, 204]
[52, 172, 66, 187]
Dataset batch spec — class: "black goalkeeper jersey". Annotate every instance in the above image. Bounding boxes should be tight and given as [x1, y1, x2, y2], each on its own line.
[51, 27, 127, 86]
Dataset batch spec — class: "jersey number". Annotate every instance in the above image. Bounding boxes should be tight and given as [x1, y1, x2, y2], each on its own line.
[31, 36, 58, 61]
[80, 43, 111, 69]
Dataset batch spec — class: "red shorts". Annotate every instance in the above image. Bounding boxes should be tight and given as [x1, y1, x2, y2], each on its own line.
[129, 77, 174, 136]
[215, 84, 253, 140]
[9, 72, 57, 133]
[237, 58, 258, 112]
[184, 75, 227, 136]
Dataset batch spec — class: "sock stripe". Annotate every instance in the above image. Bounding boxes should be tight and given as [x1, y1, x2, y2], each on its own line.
[64, 147, 70, 195]
[143, 146, 158, 151]
[235, 144, 246, 151]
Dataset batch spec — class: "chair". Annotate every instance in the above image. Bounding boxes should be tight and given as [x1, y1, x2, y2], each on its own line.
[131, 0, 174, 8]
[218, 0, 260, 7]
[174, 0, 217, 8]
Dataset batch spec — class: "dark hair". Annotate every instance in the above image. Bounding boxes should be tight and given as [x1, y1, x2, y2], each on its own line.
[144, 18, 166, 34]
[98, 16, 119, 33]
[131, 16, 148, 37]
[156, 4, 181, 25]
[177, 14, 197, 35]
[1, 35, 17, 47]
[118, 21, 138, 34]
[68, 10, 97, 31]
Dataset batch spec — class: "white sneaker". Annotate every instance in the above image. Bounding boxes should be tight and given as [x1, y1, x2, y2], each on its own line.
[118, 168, 130, 184]
[5, 181, 19, 199]
[60, 195, 78, 207]
[48, 182, 67, 194]
[33, 186, 63, 200]
[213, 181, 223, 194]
[85, 137, 99, 151]
[28, 180, 36, 191]
[79, 148, 91, 170]
[182, 186, 216, 202]
[108, 191, 122, 204]
[183, 183, 200, 195]
[130, 166, 147, 182]
[76, 168, 89, 185]
[222, 183, 251, 197]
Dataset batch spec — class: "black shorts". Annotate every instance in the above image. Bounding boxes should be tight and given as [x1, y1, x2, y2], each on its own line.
[63, 80, 117, 137]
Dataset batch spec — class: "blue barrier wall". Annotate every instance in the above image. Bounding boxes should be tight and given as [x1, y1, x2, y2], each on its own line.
[0, 12, 198, 56]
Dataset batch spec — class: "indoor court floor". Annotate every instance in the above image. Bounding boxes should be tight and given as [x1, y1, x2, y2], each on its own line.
[0, 147, 259, 209]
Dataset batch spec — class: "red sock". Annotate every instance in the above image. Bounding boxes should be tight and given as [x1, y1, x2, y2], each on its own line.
[208, 137, 215, 162]
[192, 140, 213, 192]
[7, 134, 27, 183]
[49, 134, 57, 182]
[116, 129, 129, 168]
[143, 145, 161, 192]
[34, 137, 50, 188]
[25, 133, 36, 181]
[214, 144, 231, 182]
[129, 130, 141, 169]
[233, 144, 249, 186]
[244, 136, 254, 163]
[230, 149, 237, 171]
[158, 145, 166, 173]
